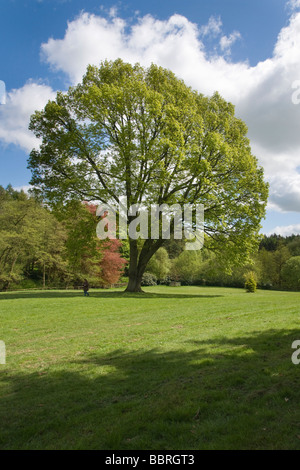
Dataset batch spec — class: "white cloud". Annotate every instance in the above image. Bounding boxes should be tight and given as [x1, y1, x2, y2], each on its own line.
[267, 223, 300, 236]
[267, 173, 300, 213]
[199, 15, 222, 37]
[220, 31, 241, 55]
[40, 12, 128, 85]
[40, 12, 247, 96]
[13, 185, 33, 193]
[287, 0, 300, 11]
[109, 6, 118, 18]
[2, 9, 300, 216]
[0, 82, 55, 152]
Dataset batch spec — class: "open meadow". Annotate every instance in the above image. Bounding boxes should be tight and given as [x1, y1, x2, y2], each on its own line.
[0, 285, 300, 450]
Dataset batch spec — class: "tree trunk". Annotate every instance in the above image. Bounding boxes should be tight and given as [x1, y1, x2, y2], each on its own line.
[125, 270, 144, 292]
[125, 239, 144, 292]
[124, 238, 165, 293]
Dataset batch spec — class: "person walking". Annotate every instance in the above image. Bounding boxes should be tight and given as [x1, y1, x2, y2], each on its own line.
[83, 279, 90, 297]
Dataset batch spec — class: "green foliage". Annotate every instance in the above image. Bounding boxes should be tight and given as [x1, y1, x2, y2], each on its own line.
[171, 250, 203, 284]
[255, 248, 275, 288]
[281, 256, 300, 290]
[286, 238, 300, 256]
[56, 201, 102, 282]
[146, 247, 171, 281]
[244, 271, 257, 293]
[0, 186, 68, 290]
[163, 237, 185, 259]
[259, 234, 284, 251]
[255, 245, 290, 290]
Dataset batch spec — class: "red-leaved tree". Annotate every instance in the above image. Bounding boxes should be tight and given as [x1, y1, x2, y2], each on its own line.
[100, 239, 127, 286]
[82, 202, 127, 285]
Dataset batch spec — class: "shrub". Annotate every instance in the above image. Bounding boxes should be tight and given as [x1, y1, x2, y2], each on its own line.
[244, 271, 257, 293]
[141, 272, 157, 286]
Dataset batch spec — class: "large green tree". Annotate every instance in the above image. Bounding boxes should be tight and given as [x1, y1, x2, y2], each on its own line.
[28, 59, 268, 292]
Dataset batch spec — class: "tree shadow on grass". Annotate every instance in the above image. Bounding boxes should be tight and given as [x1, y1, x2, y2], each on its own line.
[1, 328, 300, 450]
[0, 289, 224, 301]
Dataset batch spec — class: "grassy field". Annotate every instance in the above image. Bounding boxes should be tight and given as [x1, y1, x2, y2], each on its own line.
[0, 285, 300, 450]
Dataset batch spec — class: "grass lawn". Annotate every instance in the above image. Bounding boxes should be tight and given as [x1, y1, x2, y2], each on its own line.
[0, 285, 300, 450]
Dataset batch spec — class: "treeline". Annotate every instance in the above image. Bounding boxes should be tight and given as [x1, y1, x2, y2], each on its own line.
[0, 186, 127, 291]
[2, 185, 300, 292]
[143, 233, 300, 291]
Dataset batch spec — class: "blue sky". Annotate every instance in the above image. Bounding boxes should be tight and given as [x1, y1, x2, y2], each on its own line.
[1, 0, 300, 235]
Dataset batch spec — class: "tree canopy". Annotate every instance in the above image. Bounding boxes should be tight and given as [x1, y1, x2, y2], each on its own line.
[28, 59, 268, 292]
